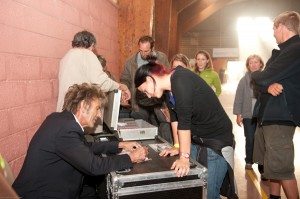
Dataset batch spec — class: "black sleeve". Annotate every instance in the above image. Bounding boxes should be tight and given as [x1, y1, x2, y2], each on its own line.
[55, 126, 132, 176]
[252, 46, 300, 86]
[91, 141, 122, 154]
[171, 72, 194, 130]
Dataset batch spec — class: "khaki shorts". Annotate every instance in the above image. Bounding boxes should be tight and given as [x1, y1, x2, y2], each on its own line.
[254, 124, 296, 180]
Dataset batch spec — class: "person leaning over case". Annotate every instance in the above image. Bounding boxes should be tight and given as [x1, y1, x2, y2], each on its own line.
[134, 60, 238, 199]
[169, 53, 199, 161]
[13, 83, 148, 199]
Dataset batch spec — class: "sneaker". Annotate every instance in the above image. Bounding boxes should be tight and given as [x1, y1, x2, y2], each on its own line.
[245, 163, 253, 170]
[261, 173, 268, 181]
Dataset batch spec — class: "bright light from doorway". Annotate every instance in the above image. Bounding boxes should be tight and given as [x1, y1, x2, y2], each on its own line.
[225, 17, 277, 86]
[237, 16, 275, 61]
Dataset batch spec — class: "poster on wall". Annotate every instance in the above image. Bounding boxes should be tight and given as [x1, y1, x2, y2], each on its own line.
[212, 48, 239, 58]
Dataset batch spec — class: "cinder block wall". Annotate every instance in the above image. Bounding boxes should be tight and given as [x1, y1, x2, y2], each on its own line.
[0, 0, 119, 177]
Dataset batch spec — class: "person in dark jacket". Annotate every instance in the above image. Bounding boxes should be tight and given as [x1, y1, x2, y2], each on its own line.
[12, 83, 148, 199]
[252, 11, 300, 199]
[120, 35, 173, 143]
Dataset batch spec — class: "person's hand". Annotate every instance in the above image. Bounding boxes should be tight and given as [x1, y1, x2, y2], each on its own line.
[122, 89, 131, 101]
[171, 158, 190, 177]
[236, 114, 243, 127]
[129, 146, 149, 163]
[119, 141, 141, 152]
[159, 147, 179, 157]
[120, 100, 131, 108]
[268, 83, 283, 96]
[119, 83, 131, 101]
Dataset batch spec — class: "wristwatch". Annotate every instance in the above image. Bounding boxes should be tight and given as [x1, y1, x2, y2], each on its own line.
[180, 152, 190, 159]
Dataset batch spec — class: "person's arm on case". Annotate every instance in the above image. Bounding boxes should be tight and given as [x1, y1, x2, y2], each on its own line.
[56, 130, 133, 175]
[171, 129, 191, 177]
[159, 121, 180, 157]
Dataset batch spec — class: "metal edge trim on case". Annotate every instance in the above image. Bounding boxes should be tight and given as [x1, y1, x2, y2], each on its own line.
[111, 169, 207, 183]
[116, 179, 206, 196]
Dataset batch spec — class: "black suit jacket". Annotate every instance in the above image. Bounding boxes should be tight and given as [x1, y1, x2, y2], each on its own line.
[12, 111, 132, 199]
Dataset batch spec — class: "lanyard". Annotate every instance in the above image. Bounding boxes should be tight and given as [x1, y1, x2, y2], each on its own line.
[168, 92, 175, 106]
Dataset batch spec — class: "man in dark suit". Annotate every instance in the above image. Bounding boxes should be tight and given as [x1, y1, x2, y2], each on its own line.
[12, 83, 148, 199]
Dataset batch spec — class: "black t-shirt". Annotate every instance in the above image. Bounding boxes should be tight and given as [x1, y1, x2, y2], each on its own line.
[167, 66, 233, 145]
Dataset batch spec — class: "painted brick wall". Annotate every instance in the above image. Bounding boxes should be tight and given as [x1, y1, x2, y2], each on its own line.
[0, 0, 119, 177]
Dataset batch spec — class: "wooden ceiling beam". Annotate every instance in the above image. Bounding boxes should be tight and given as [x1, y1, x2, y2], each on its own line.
[179, 0, 234, 34]
[174, 0, 197, 13]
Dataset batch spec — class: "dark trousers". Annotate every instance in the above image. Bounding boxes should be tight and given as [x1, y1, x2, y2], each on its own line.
[79, 175, 106, 199]
[242, 118, 257, 164]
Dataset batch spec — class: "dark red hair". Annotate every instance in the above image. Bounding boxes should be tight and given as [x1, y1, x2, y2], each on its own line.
[134, 56, 172, 88]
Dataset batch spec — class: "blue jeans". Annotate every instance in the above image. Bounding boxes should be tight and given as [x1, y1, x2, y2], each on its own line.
[190, 143, 198, 160]
[206, 148, 227, 199]
[242, 118, 257, 164]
